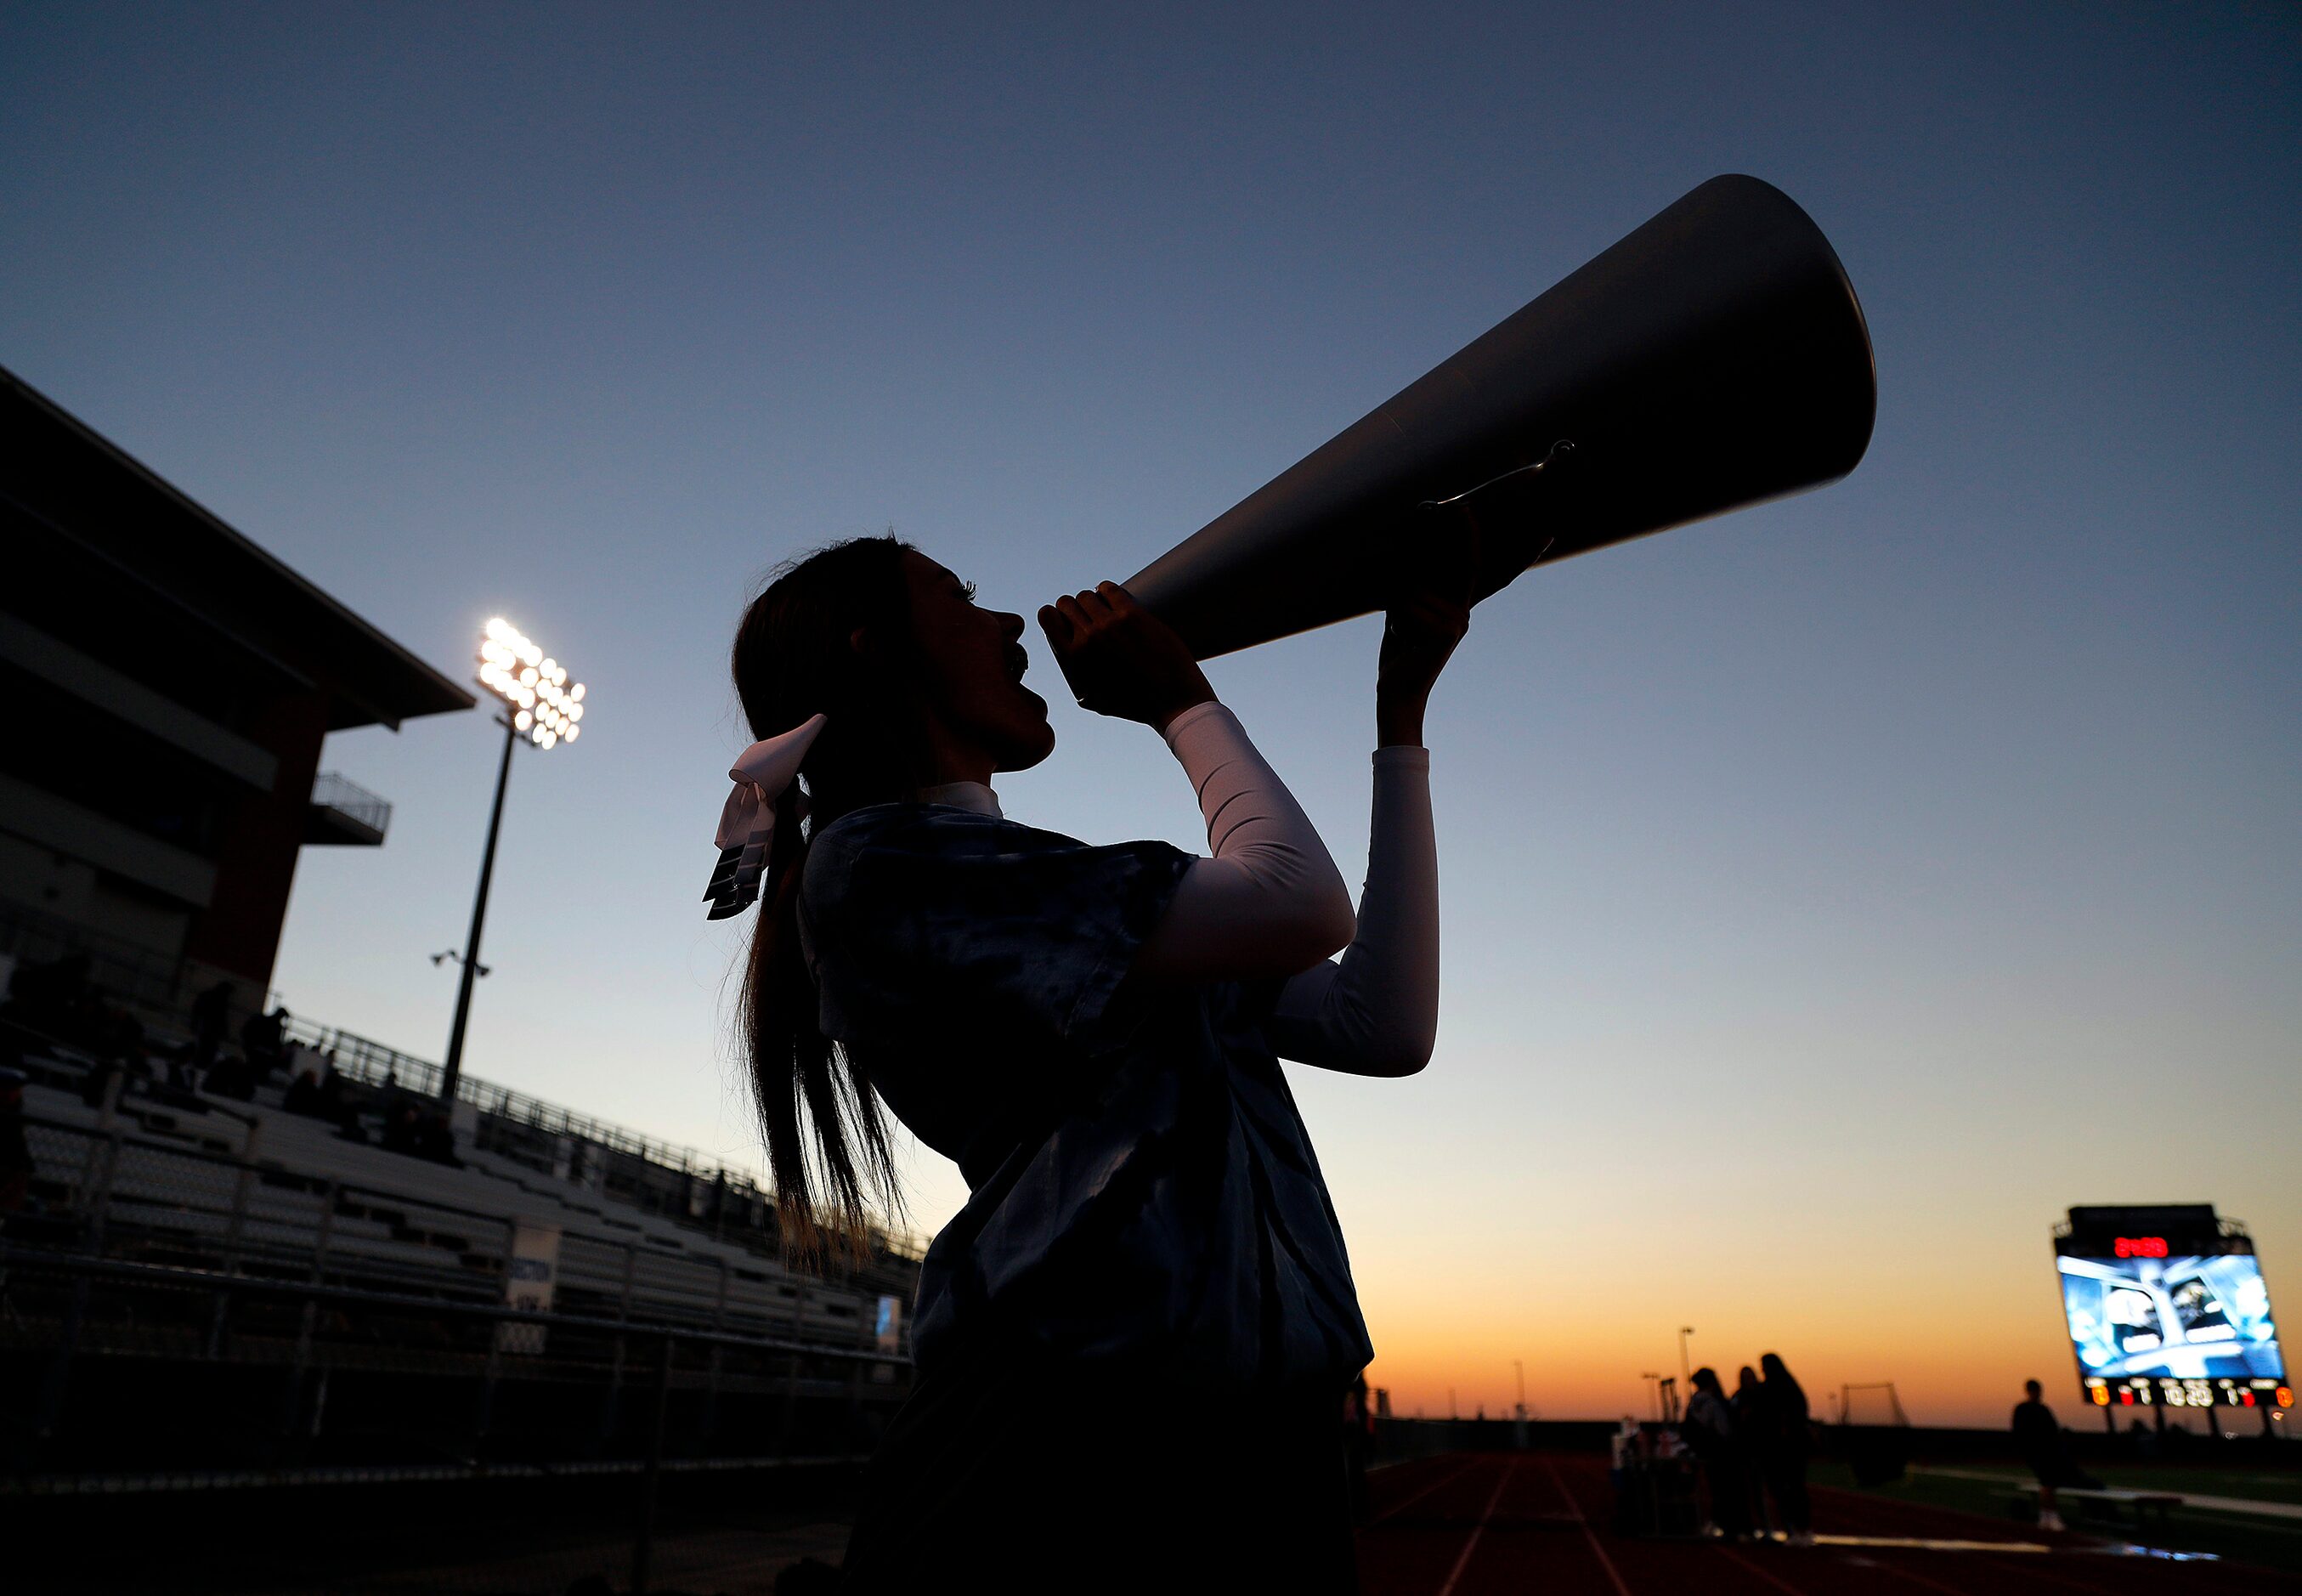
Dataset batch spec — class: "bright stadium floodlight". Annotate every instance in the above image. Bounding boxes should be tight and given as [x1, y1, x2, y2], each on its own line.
[477, 619, 589, 751]
[439, 618, 592, 1107]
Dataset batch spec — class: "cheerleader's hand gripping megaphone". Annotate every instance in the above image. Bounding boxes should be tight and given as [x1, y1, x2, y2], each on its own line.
[1123, 174, 1877, 659]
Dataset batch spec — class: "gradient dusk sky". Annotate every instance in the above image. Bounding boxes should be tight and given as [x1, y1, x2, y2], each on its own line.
[3, 3, 2295, 1427]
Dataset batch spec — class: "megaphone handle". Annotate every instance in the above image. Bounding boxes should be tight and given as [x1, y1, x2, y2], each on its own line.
[1417, 439, 1579, 603]
[1419, 438, 1578, 514]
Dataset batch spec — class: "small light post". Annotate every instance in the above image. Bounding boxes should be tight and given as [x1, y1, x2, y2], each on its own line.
[439, 618, 588, 1106]
[1679, 1325, 1695, 1387]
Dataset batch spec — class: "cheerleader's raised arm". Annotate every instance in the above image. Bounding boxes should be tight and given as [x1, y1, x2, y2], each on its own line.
[1039, 570, 1468, 1072]
[1264, 574, 1466, 1074]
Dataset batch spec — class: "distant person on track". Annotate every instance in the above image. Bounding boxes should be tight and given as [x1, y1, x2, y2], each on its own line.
[1343, 1375, 1377, 1520]
[2014, 1378, 2100, 1531]
[1758, 1351, 1814, 1546]
[1610, 1415, 1640, 1474]
[715, 533, 1470, 1593]
[1683, 1367, 1754, 1540]
[1732, 1363, 1771, 1534]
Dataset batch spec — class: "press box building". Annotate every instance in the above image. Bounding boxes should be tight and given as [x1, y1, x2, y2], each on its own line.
[0, 366, 471, 1016]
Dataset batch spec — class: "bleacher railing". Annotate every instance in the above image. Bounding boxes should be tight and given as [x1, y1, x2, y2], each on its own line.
[279, 1016, 927, 1263]
[0, 899, 925, 1262]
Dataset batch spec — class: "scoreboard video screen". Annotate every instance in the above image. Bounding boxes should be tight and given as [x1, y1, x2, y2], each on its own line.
[2055, 1206, 2289, 1410]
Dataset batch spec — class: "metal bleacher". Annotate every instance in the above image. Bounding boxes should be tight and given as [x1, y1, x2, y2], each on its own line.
[9, 1032, 913, 1357]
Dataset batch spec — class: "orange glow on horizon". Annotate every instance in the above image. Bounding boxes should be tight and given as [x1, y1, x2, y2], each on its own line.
[1348, 1275, 2116, 1429]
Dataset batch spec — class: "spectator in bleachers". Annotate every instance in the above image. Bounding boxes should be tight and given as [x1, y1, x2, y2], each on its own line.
[382, 1102, 421, 1155]
[279, 1037, 326, 1109]
[189, 979, 235, 1077]
[202, 1046, 255, 1101]
[316, 1059, 349, 1119]
[284, 1061, 321, 1116]
[0, 1066, 33, 1214]
[376, 1101, 461, 1165]
[416, 1109, 461, 1167]
[240, 1005, 290, 1082]
[94, 1000, 150, 1080]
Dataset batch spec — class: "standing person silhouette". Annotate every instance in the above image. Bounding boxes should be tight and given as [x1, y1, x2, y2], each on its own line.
[1343, 1374, 1377, 1520]
[1683, 1367, 1751, 1540]
[2014, 1378, 2067, 1530]
[1731, 1364, 1771, 1535]
[1757, 1352, 1813, 1545]
[2013, 1378, 2099, 1530]
[713, 534, 1468, 1593]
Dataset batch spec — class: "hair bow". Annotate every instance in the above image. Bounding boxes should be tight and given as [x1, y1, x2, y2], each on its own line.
[702, 713, 827, 920]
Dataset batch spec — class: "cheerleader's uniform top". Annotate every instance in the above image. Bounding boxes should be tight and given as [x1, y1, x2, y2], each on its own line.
[798, 702, 1439, 1394]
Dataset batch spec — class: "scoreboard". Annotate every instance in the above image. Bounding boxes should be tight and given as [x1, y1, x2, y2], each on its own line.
[2054, 1205, 2289, 1412]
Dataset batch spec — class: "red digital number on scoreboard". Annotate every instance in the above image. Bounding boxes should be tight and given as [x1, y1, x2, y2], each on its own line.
[2114, 1237, 2169, 1258]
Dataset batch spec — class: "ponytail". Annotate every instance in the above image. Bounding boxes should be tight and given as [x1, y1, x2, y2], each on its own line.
[730, 535, 920, 1267]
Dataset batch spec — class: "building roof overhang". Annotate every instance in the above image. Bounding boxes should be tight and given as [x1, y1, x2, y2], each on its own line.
[2, 367, 476, 732]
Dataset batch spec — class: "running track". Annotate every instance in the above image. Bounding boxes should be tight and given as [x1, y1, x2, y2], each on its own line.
[1356, 1454, 2302, 1596]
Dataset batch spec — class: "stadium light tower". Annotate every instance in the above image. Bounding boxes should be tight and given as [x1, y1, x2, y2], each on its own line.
[439, 617, 588, 1106]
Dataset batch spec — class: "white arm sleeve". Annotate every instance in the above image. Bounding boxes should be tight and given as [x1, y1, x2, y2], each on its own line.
[1264, 746, 1438, 1076]
[1129, 702, 1357, 983]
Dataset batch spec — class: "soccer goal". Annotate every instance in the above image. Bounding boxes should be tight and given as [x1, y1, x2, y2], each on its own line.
[1839, 1382, 1909, 1427]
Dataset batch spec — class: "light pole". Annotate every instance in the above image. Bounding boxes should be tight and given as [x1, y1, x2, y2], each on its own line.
[1640, 1372, 1664, 1423]
[440, 617, 588, 1106]
[1514, 1360, 1527, 1420]
[1679, 1325, 1695, 1386]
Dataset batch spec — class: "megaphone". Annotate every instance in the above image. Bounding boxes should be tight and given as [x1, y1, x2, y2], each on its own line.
[1124, 175, 1876, 659]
